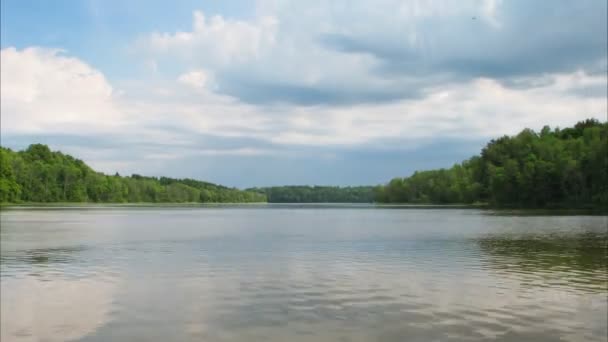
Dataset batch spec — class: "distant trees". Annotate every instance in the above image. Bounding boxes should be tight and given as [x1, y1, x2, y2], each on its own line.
[376, 119, 608, 208]
[249, 186, 378, 203]
[0, 144, 266, 203]
[1, 119, 606, 208]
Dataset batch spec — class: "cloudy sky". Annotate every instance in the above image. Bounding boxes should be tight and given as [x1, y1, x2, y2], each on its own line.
[1, 0, 606, 187]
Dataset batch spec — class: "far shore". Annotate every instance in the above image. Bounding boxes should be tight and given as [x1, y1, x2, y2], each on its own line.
[1, 202, 606, 214]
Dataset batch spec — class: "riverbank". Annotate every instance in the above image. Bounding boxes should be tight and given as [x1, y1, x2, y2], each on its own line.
[1, 202, 605, 214]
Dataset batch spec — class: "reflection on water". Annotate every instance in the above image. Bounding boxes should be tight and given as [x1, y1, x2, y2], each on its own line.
[1, 278, 118, 342]
[2, 246, 87, 266]
[1, 243, 119, 342]
[477, 233, 607, 293]
[1, 207, 606, 341]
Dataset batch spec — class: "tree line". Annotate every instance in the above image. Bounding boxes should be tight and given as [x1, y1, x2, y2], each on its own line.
[0, 144, 266, 203]
[376, 119, 608, 208]
[248, 186, 377, 203]
[1, 119, 606, 207]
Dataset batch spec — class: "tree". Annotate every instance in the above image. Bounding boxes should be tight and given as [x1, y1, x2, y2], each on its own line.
[0, 145, 267, 204]
[377, 119, 608, 208]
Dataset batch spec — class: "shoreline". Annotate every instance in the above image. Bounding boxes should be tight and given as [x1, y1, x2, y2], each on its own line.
[1, 202, 606, 214]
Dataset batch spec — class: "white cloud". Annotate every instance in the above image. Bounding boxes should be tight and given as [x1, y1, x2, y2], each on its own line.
[269, 72, 607, 146]
[140, 10, 278, 67]
[177, 69, 213, 89]
[0, 47, 123, 134]
[481, 0, 503, 27]
[136, 1, 605, 108]
[1, 46, 605, 177]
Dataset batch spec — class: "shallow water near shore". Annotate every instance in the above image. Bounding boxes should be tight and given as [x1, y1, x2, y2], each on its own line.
[1, 206, 606, 341]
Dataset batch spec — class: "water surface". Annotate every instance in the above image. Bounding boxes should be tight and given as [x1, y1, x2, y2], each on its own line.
[1, 206, 606, 341]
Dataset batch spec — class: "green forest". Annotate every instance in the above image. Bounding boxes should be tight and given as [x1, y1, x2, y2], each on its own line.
[376, 119, 608, 208]
[0, 144, 266, 203]
[1, 119, 606, 207]
[248, 186, 377, 203]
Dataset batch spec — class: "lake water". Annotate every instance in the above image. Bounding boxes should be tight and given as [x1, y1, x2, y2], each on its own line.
[1, 206, 607, 342]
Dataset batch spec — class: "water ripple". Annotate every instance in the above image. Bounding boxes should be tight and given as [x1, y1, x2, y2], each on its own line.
[1, 208, 606, 341]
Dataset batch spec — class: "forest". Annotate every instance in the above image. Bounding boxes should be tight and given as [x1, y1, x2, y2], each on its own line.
[376, 119, 608, 208]
[1, 119, 606, 207]
[248, 186, 377, 203]
[0, 144, 266, 203]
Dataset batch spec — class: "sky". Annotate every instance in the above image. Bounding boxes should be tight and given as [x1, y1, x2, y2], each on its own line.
[1, 0, 607, 188]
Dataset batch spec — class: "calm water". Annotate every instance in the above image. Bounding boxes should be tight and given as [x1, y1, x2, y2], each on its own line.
[1, 206, 607, 342]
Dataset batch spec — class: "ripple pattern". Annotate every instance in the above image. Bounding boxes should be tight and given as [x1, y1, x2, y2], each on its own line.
[1, 207, 606, 342]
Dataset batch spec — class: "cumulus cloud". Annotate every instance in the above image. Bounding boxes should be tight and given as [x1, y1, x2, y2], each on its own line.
[118, 68, 607, 150]
[2, 47, 604, 151]
[1, 0, 606, 185]
[140, 10, 278, 67]
[0, 47, 123, 134]
[137, 0, 607, 106]
[268, 74, 607, 146]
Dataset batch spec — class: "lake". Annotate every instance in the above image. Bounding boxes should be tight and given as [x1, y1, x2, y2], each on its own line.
[1, 205, 606, 342]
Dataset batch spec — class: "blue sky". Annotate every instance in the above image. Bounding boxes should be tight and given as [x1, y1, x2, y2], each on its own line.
[1, 0, 606, 187]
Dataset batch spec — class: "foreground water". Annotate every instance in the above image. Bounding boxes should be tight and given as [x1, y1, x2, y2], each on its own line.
[1, 206, 606, 342]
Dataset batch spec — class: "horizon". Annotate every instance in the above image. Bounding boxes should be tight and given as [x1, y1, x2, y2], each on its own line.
[1, 0, 607, 188]
[2, 116, 603, 190]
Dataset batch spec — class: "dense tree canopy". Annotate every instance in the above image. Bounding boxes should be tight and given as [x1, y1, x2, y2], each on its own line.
[1, 119, 606, 207]
[248, 186, 377, 203]
[0, 144, 266, 203]
[376, 119, 608, 208]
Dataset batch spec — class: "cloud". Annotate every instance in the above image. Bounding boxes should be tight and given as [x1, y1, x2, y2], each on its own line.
[0, 36, 608, 186]
[139, 10, 278, 67]
[320, 0, 606, 77]
[135, 0, 607, 106]
[2, 47, 606, 146]
[0, 47, 124, 134]
[177, 69, 214, 89]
